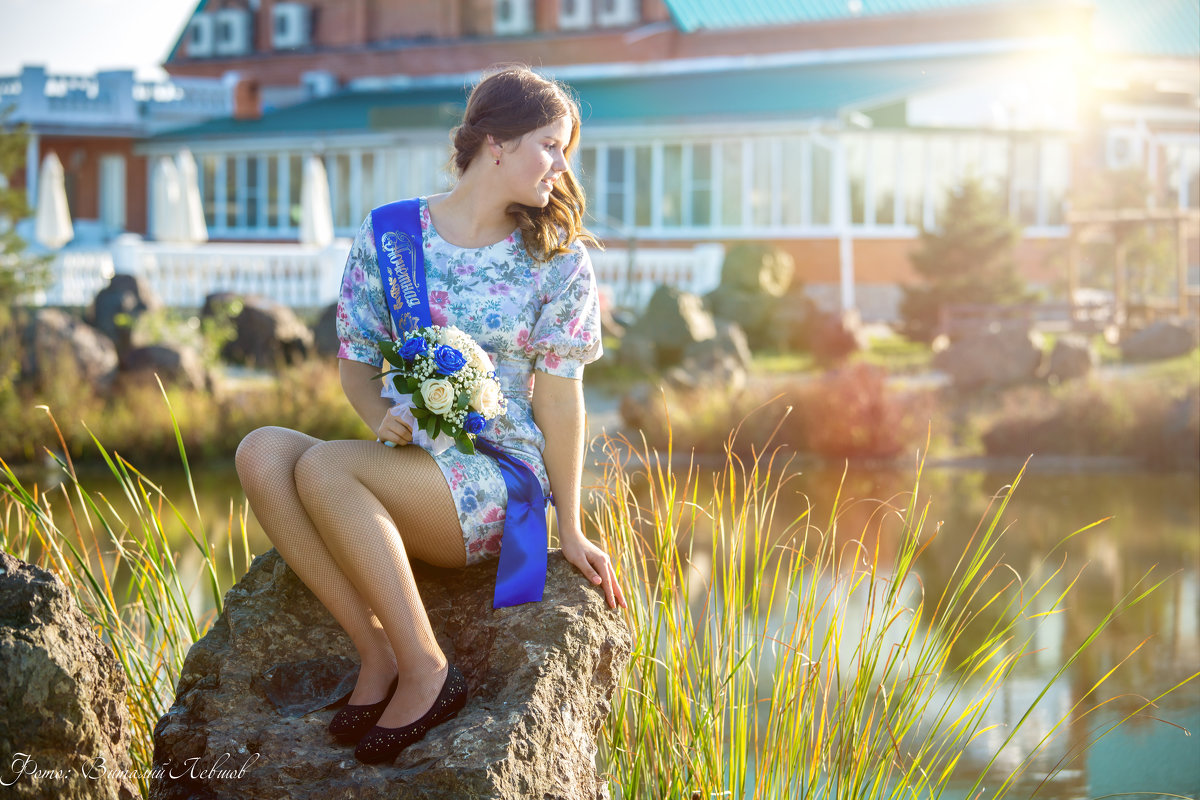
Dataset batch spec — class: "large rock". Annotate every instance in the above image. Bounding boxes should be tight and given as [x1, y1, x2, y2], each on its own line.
[151, 548, 631, 800]
[202, 292, 315, 368]
[1045, 335, 1095, 382]
[84, 273, 164, 356]
[312, 302, 341, 359]
[19, 308, 119, 395]
[0, 553, 136, 800]
[623, 285, 715, 369]
[719, 243, 794, 297]
[1121, 320, 1199, 363]
[115, 344, 210, 393]
[932, 329, 1044, 389]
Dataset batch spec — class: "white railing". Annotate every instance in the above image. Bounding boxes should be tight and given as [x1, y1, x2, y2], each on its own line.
[34, 240, 725, 313]
[591, 243, 724, 311]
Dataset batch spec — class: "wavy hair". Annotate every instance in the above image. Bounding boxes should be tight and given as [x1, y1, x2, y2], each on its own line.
[450, 65, 599, 262]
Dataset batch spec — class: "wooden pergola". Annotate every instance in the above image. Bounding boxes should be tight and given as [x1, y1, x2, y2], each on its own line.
[1066, 208, 1200, 324]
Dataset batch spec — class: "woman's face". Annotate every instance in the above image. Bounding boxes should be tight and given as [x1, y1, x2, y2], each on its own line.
[495, 116, 573, 208]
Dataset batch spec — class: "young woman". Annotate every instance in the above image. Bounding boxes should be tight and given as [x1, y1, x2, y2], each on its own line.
[235, 65, 626, 766]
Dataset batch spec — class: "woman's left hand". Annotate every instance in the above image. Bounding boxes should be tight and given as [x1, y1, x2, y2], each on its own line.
[561, 533, 627, 610]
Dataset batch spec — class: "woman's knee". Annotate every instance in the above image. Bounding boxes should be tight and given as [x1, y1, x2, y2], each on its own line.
[293, 440, 347, 498]
[235, 426, 310, 482]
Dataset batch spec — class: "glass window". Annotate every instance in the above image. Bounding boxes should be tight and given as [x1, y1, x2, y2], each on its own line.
[605, 146, 626, 226]
[1041, 139, 1069, 225]
[720, 141, 743, 227]
[691, 142, 712, 227]
[873, 135, 897, 226]
[266, 156, 279, 228]
[1011, 139, 1038, 226]
[361, 151, 376, 217]
[928, 135, 955, 226]
[981, 136, 1009, 200]
[288, 154, 302, 227]
[332, 153, 351, 228]
[780, 137, 805, 227]
[633, 145, 651, 228]
[245, 156, 259, 228]
[662, 144, 683, 227]
[1186, 146, 1200, 209]
[844, 134, 866, 225]
[750, 138, 772, 227]
[900, 136, 923, 227]
[225, 156, 238, 228]
[576, 147, 597, 222]
[811, 141, 832, 226]
[202, 154, 218, 228]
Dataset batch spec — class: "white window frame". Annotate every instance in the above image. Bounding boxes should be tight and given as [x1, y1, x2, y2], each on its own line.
[558, 0, 592, 30]
[596, 0, 639, 27]
[494, 0, 534, 36]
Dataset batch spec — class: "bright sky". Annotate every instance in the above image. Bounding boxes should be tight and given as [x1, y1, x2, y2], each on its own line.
[0, 0, 199, 80]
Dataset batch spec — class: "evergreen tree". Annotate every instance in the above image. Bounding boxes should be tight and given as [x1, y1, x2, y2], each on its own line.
[0, 112, 50, 313]
[899, 177, 1028, 342]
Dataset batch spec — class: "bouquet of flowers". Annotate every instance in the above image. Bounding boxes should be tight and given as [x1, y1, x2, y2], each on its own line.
[377, 325, 507, 455]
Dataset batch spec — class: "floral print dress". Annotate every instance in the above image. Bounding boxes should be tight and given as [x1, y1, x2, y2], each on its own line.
[336, 197, 603, 564]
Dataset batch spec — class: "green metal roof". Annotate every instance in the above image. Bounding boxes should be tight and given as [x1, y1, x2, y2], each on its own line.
[663, 0, 1200, 55]
[1092, 0, 1200, 56]
[151, 53, 1006, 142]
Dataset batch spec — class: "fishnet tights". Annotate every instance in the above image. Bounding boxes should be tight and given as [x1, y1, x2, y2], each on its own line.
[236, 426, 466, 728]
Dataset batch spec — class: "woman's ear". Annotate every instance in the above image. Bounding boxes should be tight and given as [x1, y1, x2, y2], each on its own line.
[486, 134, 504, 161]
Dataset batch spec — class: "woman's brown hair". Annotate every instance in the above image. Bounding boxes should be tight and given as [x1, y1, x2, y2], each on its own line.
[450, 65, 599, 261]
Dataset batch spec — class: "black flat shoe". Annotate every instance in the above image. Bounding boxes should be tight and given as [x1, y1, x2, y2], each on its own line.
[328, 676, 399, 745]
[353, 664, 468, 765]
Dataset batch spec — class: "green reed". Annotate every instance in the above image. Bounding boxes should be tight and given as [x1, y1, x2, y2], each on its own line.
[1, 385, 253, 798]
[590, 418, 1195, 798]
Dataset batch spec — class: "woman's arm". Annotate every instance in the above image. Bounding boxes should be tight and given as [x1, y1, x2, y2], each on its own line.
[339, 358, 412, 445]
[532, 370, 625, 609]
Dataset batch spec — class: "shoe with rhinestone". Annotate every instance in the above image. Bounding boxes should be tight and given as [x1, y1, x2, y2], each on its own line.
[328, 675, 399, 745]
[353, 664, 468, 764]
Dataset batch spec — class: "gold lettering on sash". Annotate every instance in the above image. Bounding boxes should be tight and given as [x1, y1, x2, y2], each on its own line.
[380, 232, 422, 320]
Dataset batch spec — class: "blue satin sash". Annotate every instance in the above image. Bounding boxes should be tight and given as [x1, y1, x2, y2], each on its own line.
[371, 200, 548, 608]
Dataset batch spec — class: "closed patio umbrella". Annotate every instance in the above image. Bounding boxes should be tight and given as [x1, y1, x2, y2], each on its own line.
[149, 156, 185, 242]
[299, 155, 333, 247]
[176, 149, 208, 244]
[34, 152, 74, 249]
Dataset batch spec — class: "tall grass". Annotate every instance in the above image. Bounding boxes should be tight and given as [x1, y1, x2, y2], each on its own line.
[1, 388, 253, 797]
[590, 422, 1195, 798]
[1, 392, 1194, 798]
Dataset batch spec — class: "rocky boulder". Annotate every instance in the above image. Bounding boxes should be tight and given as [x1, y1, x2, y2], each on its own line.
[705, 243, 795, 348]
[1045, 335, 1095, 382]
[115, 344, 210, 393]
[0, 553, 136, 800]
[84, 273, 164, 356]
[312, 302, 340, 359]
[202, 293, 314, 368]
[151, 548, 631, 800]
[621, 285, 715, 370]
[19, 308, 118, 396]
[1121, 320, 1199, 363]
[932, 329, 1044, 390]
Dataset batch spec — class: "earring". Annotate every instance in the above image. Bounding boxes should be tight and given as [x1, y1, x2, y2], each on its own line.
[494, 158, 500, 166]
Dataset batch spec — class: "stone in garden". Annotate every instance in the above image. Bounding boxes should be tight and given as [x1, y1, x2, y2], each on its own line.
[85, 273, 164, 356]
[201, 292, 315, 368]
[1120, 320, 1199, 363]
[1045, 335, 1095, 382]
[151, 548, 631, 800]
[312, 302, 340, 359]
[615, 330, 658, 374]
[115, 344, 211, 393]
[0, 552, 137, 800]
[676, 321, 750, 393]
[719, 243, 794, 297]
[932, 329, 1044, 389]
[19, 308, 119, 395]
[684, 320, 751, 371]
[625, 285, 715, 368]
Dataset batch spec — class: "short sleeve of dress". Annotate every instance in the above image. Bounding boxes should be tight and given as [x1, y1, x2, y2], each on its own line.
[526, 243, 604, 379]
[336, 215, 392, 367]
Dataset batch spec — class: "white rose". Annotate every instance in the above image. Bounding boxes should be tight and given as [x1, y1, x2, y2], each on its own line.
[471, 378, 503, 417]
[420, 378, 455, 415]
[467, 341, 494, 373]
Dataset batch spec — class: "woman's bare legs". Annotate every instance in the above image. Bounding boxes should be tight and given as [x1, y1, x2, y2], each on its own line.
[294, 440, 467, 728]
[235, 427, 400, 705]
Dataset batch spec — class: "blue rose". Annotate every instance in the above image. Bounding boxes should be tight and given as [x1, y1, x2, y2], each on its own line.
[433, 344, 467, 375]
[399, 336, 427, 361]
[464, 411, 486, 436]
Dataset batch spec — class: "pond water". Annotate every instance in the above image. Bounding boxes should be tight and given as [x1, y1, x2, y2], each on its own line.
[14, 457, 1199, 798]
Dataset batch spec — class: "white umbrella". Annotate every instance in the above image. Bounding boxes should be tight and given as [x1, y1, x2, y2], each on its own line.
[34, 152, 74, 249]
[176, 149, 208, 244]
[299, 155, 333, 246]
[149, 156, 185, 242]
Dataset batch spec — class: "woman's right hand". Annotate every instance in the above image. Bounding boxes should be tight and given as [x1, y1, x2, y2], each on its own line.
[376, 406, 413, 447]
